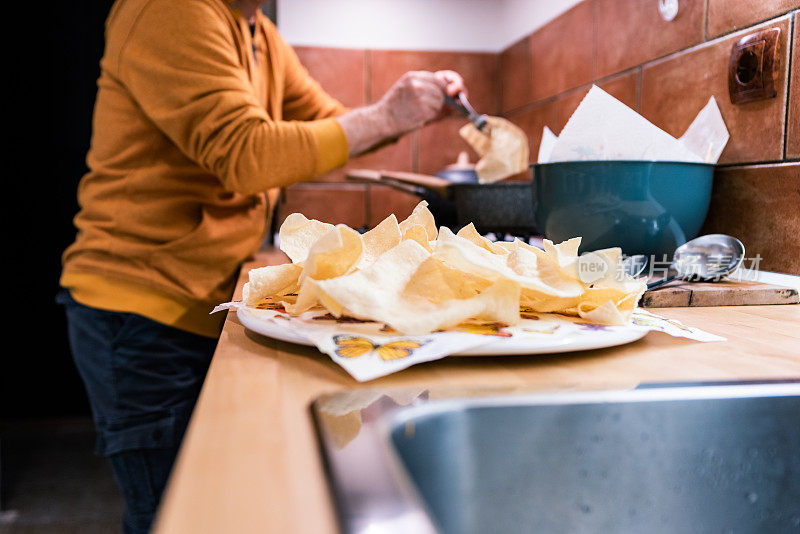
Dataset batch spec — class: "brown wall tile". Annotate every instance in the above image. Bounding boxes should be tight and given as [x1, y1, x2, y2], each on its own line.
[417, 118, 477, 175]
[368, 185, 422, 227]
[369, 50, 499, 115]
[506, 100, 559, 158]
[788, 12, 800, 158]
[293, 47, 366, 108]
[641, 16, 791, 164]
[700, 163, 800, 274]
[277, 184, 367, 228]
[595, 0, 705, 78]
[707, 0, 798, 38]
[350, 134, 414, 172]
[500, 37, 531, 113]
[552, 70, 639, 132]
[529, 1, 594, 101]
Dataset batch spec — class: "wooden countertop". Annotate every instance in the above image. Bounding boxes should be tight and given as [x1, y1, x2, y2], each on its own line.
[153, 249, 800, 534]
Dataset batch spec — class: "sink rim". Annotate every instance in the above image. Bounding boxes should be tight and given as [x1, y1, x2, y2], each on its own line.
[382, 381, 800, 430]
[312, 380, 800, 534]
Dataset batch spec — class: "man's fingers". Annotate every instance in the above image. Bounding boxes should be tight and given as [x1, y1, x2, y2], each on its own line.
[409, 71, 448, 91]
[434, 70, 466, 97]
[406, 70, 465, 97]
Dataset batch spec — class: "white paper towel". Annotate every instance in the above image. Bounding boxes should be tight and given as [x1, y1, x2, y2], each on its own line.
[539, 86, 729, 164]
[537, 125, 558, 163]
[678, 97, 730, 163]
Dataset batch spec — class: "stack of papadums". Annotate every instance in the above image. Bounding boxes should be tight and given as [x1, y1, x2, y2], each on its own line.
[243, 202, 646, 336]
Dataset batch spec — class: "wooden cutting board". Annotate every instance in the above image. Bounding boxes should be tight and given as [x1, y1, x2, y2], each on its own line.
[641, 278, 799, 307]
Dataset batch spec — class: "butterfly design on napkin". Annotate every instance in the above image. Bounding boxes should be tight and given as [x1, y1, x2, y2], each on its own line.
[332, 335, 430, 361]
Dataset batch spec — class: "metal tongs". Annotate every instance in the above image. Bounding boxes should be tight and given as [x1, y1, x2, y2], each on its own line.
[445, 92, 488, 132]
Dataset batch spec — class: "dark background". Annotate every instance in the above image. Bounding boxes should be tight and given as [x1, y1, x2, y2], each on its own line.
[2, 1, 277, 420]
[4, 2, 117, 419]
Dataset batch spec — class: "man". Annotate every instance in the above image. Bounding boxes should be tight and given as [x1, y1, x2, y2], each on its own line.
[58, 0, 466, 532]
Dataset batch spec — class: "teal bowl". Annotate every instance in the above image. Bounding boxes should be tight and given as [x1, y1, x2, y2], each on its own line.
[530, 161, 715, 256]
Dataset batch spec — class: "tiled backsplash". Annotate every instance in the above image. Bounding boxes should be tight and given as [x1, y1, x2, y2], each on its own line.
[529, 0, 594, 101]
[707, 0, 798, 37]
[594, 0, 705, 79]
[280, 1, 799, 273]
[700, 163, 800, 275]
[641, 17, 790, 163]
[789, 12, 800, 158]
[501, 2, 797, 166]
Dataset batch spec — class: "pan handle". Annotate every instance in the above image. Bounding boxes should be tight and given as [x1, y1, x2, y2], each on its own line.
[344, 168, 382, 183]
[346, 170, 458, 228]
[379, 171, 450, 198]
[345, 169, 426, 196]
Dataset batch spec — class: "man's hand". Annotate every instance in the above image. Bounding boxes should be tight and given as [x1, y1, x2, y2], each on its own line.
[377, 71, 448, 134]
[434, 70, 466, 98]
[432, 70, 467, 121]
[336, 70, 466, 157]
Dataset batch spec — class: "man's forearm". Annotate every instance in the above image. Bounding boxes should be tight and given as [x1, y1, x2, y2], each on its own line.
[336, 103, 397, 157]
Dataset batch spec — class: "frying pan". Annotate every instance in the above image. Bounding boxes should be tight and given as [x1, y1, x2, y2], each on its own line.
[346, 169, 537, 235]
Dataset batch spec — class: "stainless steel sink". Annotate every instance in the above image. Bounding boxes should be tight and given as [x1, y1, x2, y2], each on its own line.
[312, 382, 800, 534]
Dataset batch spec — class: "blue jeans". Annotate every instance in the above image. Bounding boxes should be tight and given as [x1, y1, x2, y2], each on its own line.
[57, 290, 218, 534]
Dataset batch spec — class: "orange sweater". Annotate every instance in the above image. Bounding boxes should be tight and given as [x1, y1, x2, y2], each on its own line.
[61, 0, 349, 337]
